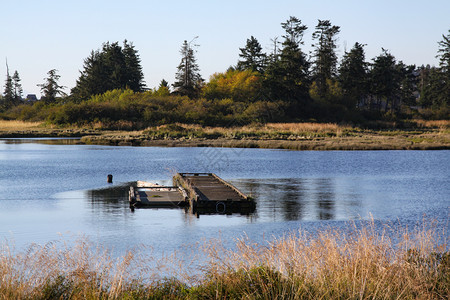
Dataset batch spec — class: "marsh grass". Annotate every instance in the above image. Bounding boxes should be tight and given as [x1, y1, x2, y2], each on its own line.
[0, 120, 43, 131]
[1, 220, 448, 299]
[142, 122, 354, 141]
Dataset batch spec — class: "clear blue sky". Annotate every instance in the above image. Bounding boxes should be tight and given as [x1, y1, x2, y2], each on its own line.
[1, 0, 449, 96]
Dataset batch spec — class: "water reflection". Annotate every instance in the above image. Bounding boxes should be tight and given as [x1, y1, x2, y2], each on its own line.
[86, 183, 130, 212]
[1, 138, 81, 145]
[314, 178, 335, 220]
[234, 178, 363, 222]
[85, 178, 363, 222]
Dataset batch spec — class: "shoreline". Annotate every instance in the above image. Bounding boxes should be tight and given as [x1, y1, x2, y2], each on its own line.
[80, 136, 450, 150]
[1, 120, 449, 150]
[1, 129, 449, 150]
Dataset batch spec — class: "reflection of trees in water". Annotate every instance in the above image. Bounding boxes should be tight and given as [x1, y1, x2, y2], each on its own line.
[235, 178, 339, 222]
[313, 178, 335, 220]
[280, 179, 305, 221]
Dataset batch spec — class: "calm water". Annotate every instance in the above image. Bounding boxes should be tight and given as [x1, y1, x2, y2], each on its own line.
[0, 138, 448, 255]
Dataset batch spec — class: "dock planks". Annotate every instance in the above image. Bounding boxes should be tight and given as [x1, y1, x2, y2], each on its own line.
[173, 173, 255, 213]
[129, 185, 187, 208]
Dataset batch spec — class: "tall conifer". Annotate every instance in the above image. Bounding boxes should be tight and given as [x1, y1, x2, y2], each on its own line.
[173, 38, 203, 98]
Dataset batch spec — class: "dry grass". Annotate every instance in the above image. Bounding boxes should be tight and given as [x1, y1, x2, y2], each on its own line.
[415, 120, 450, 130]
[1, 220, 448, 299]
[263, 122, 347, 132]
[0, 120, 43, 131]
[200, 220, 448, 299]
[146, 122, 352, 140]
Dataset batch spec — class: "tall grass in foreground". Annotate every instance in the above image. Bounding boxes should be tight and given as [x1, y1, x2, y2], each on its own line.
[1, 221, 448, 299]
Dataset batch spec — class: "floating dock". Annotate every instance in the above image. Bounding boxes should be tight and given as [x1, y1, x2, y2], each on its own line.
[129, 181, 188, 208]
[173, 173, 255, 213]
[129, 174, 255, 214]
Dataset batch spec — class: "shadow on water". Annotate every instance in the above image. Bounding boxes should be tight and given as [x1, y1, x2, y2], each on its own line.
[86, 178, 362, 222]
[86, 183, 131, 211]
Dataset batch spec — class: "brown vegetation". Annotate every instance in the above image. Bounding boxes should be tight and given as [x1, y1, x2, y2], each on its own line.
[80, 122, 450, 150]
[1, 120, 449, 150]
[0, 120, 43, 131]
[1, 220, 447, 299]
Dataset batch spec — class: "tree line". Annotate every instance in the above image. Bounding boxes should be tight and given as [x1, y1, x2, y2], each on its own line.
[1, 17, 449, 125]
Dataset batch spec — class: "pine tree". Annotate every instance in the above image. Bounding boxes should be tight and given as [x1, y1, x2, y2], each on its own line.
[12, 70, 23, 103]
[265, 16, 310, 104]
[311, 20, 340, 100]
[154, 79, 170, 96]
[338, 42, 368, 108]
[37, 69, 66, 104]
[173, 38, 203, 98]
[2, 60, 14, 108]
[435, 29, 450, 108]
[237, 36, 267, 73]
[71, 40, 146, 100]
[123, 40, 146, 92]
[369, 49, 402, 111]
[103, 42, 127, 91]
[437, 29, 450, 74]
[3, 71, 13, 107]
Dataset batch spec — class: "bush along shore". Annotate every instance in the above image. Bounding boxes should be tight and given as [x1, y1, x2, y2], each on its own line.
[1, 220, 448, 299]
[0, 120, 449, 150]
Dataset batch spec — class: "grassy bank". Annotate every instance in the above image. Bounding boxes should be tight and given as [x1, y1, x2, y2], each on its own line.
[0, 120, 99, 138]
[79, 121, 450, 150]
[1, 120, 449, 150]
[1, 220, 448, 299]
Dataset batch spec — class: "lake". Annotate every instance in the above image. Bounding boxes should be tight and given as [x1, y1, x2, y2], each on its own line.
[0, 138, 448, 255]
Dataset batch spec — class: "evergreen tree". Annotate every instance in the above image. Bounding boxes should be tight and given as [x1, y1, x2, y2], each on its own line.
[237, 36, 267, 73]
[153, 79, 170, 96]
[3, 69, 14, 108]
[369, 49, 402, 111]
[418, 66, 444, 109]
[71, 40, 146, 100]
[437, 29, 450, 73]
[311, 20, 341, 100]
[12, 70, 23, 103]
[397, 62, 418, 107]
[37, 69, 66, 104]
[123, 40, 146, 92]
[417, 65, 432, 107]
[173, 38, 204, 98]
[265, 16, 310, 105]
[338, 42, 369, 109]
[103, 42, 127, 91]
[435, 29, 450, 108]
[281, 16, 308, 45]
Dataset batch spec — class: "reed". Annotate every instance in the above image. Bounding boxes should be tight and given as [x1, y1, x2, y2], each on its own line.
[415, 120, 450, 130]
[143, 122, 353, 141]
[0, 120, 43, 131]
[1, 220, 448, 299]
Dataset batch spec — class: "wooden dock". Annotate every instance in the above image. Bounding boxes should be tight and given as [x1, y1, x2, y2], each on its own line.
[173, 173, 255, 213]
[129, 182, 188, 208]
